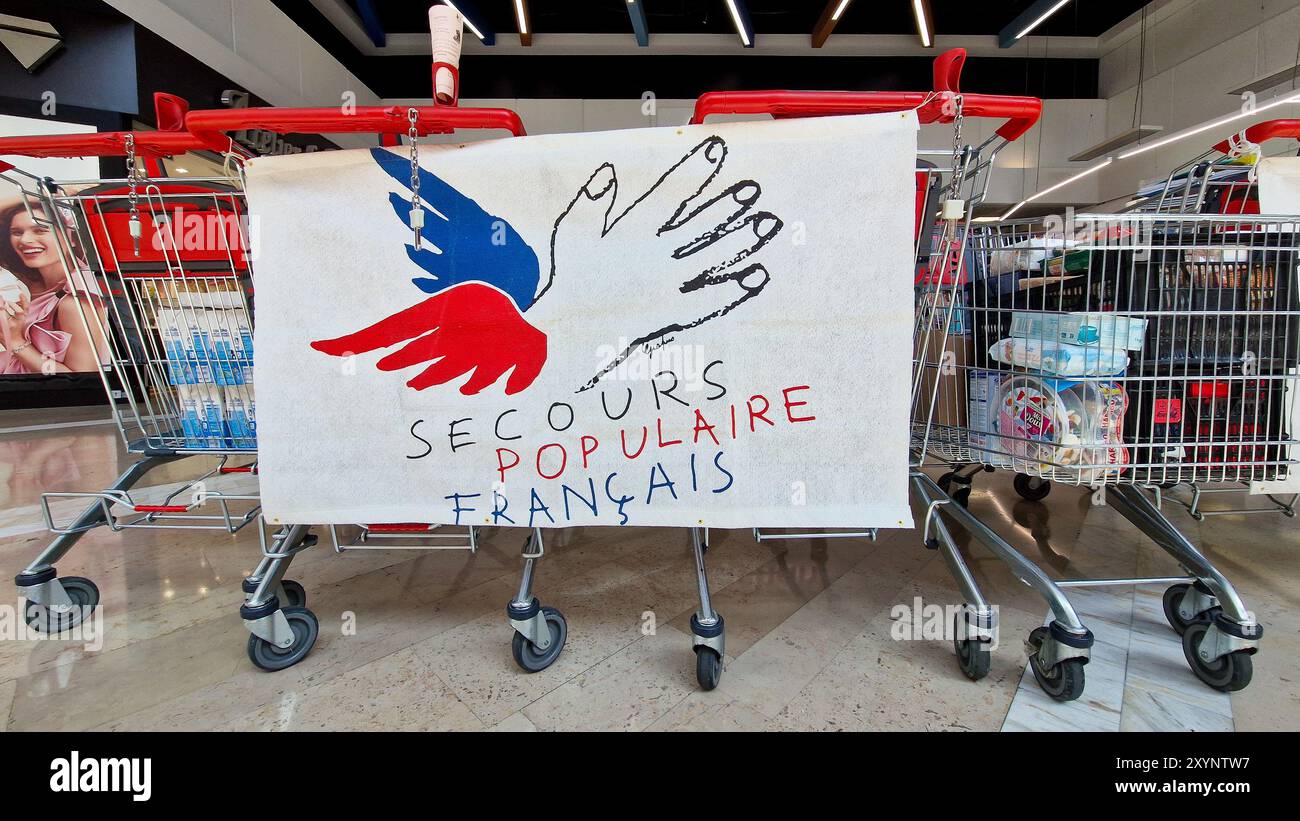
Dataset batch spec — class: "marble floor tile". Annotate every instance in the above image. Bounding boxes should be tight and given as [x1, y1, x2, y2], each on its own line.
[1121, 684, 1234, 732]
[0, 676, 15, 731]
[489, 712, 538, 732]
[217, 644, 484, 731]
[646, 692, 773, 731]
[521, 626, 701, 731]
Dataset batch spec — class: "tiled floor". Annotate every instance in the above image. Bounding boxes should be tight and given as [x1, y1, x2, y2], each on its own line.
[1, 407, 1296, 731]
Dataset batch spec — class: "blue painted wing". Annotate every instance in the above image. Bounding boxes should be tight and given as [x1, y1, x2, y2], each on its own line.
[371, 147, 540, 311]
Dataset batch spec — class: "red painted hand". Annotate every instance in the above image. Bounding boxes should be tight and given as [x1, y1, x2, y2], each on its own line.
[310, 283, 547, 395]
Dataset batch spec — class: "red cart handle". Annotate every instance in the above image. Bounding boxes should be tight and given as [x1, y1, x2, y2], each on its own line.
[1213, 119, 1300, 154]
[690, 48, 1041, 143]
[185, 105, 525, 153]
[0, 93, 214, 177]
[0, 130, 209, 161]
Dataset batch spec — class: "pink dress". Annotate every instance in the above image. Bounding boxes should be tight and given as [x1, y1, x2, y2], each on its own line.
[0, 269, 104, 374]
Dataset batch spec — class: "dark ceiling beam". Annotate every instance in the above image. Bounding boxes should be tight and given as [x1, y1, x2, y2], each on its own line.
[812, 0, 851, 48]
[353, 0, 385, 47]
[626, 0, 649, 47]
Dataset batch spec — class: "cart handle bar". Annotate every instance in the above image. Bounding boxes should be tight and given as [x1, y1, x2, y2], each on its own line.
[0, 131, 212, 167]
[185, 105, 526, 152]
[1212, 119, 1300, 154]
[690, 49, 1041, 142]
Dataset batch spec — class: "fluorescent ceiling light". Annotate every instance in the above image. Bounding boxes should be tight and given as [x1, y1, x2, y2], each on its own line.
[1001, 157, 1112, 220]
[999, 86, 1300, 222]
[1119, 90, 1300, 159]
[725, 0, 750, 46]
[441, 1, 484, 41]
[1016, 0, 1071, 40]
[514, 0, 527, 35]
[912, 0, 931, 48]
[831, 0, 851, 22]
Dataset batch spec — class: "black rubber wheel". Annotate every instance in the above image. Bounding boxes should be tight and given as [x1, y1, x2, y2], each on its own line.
[280, 579, 306, 608]
[511, 606, 567, 673]
[1026, 626, 1086, 701]
[951, 486, 971, 509]
[695, 647, 723, 690]
[1162, 583, 1213, 636]
[1013, 473, 1052, 501]
[953, 612, 992, 681]
[247, 606, 319, 672]
[1182, 620, 1253, 692]
[23, 576, 99, 634]
[937, 472, 956, 493]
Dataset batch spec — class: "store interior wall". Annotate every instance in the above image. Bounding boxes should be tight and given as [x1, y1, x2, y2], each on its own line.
[1096, 0, 1300, 202]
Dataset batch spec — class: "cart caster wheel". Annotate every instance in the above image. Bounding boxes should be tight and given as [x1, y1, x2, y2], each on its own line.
[938, 471, 972, 507]
[512, 606, 566, 673]
[23, 576, 99, 633]
[1013, 473, 1051, 502]
[695, 647, 723, 691]
[937, 472, 957, 494]
[247, 606, 318, 672]
[279, 579, 306, 608]
[1161, 583, 1215, 636]
[1026, 627, 1085, 701]
[953, 613, 991, 681]
[1182, 621, 1253, 692]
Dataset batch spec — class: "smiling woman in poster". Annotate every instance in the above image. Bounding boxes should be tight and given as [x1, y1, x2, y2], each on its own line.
[0, 197, 109, 374]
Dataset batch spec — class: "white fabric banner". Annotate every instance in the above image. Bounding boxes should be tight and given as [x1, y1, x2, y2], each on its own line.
[1253, 157, 1300, 494]
[246, 111, 918, 529]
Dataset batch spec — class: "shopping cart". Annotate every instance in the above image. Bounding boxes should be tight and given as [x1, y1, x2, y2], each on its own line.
[913, 124, 1296, 699]
[180, 103, 538, 671]
[1122, 119, 1300, 521]
[687, 47, 1043, 690]
[1, 93, 262, 633]
[0, 100, 533, 672]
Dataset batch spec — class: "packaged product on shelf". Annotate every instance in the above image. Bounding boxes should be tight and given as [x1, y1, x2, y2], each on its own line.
[209, 308, 253, 386]
[156, 307, 197, 385]
[223, 385, 256, 449]
[178, 382, 226, 448]
[967, 369, 1008, 463]
[988, 336, 1130, 377]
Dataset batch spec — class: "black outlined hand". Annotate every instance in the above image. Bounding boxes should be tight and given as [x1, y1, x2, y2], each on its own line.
[536, 136, 783, 391]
